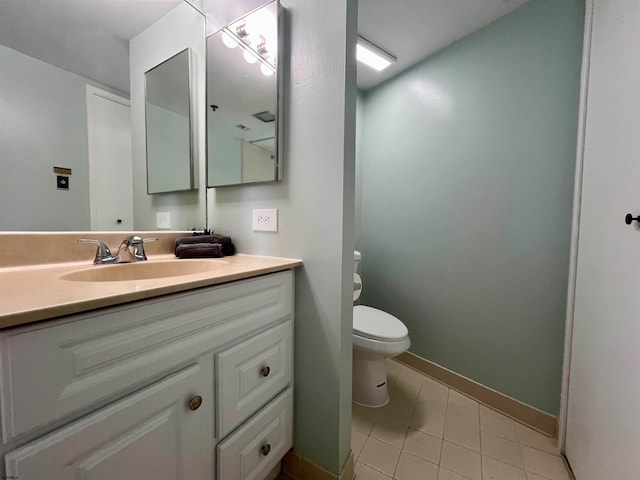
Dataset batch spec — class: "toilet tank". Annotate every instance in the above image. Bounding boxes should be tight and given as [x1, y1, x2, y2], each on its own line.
[354, 250, 361, 274]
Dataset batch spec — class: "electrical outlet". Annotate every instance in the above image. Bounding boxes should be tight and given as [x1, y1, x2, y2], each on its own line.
[156, 212, 171, 229]
[252, 208, 278, 232]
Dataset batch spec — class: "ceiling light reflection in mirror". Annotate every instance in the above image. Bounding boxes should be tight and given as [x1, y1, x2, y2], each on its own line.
[221, 7, 276, 77]
[206, 1, 281, 188]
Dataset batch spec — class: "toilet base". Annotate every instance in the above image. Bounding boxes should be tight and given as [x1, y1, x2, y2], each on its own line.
[352, 354, 390, 408]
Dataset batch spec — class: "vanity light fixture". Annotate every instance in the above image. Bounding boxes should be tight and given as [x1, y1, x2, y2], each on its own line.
[357, 36, 396, 72]
[221, 7, 277, 77]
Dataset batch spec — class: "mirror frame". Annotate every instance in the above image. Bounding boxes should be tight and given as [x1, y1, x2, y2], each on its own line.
[144, 47, 197, 194]
[205, 0, 284, 188]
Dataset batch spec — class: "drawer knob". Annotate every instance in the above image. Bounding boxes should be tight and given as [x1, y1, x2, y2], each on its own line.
[189, 395, 203, 411]
[261, 366, 271, 377]
[261, 443, 271, 456]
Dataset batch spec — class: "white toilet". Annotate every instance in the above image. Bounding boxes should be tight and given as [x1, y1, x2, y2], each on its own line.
[353, 250, 410, 407]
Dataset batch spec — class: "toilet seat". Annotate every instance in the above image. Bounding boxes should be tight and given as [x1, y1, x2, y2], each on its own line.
[353, 305, 408, 341]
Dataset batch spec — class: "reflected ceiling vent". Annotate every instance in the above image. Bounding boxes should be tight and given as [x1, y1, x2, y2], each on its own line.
[236, 124, 251, 131]
[252, 110, 275, 123]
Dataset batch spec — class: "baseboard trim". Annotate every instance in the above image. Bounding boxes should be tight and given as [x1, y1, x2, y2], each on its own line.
[282, 450, 354, 480]
[394, 351, 558, 438]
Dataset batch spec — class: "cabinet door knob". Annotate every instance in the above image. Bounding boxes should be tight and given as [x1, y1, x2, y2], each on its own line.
[261, 443, 271, 456]
[261, 366, 271, 377]
[189, 395, 203, 411]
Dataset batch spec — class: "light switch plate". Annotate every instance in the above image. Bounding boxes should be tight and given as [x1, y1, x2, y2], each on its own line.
[156, 212, 171, 229]
[252, 208, 278, 232]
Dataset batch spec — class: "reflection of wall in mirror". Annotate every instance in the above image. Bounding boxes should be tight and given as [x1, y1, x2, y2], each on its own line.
[146, 103, 191, 193]
[0, 44, 127, 231]
[208, 122, 241, 185]
[241, 141, 276, 183]
[130, 2, 206, 231]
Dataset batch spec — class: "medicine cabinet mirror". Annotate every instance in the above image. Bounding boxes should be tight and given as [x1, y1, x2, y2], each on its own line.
[206, 0, 283, 187]
[145, 48, 197, 194]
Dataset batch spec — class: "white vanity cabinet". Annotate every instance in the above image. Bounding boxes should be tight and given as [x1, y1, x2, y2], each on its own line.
[0, 270, 295, 480]
[5, 360, 215, 480]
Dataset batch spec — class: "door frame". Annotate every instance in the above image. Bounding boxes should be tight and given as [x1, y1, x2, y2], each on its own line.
[85, 85, 132, 230]
[558, 0, 595, 454]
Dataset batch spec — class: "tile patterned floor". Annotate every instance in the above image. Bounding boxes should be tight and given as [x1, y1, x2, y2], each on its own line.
[352, 359, 572, 480]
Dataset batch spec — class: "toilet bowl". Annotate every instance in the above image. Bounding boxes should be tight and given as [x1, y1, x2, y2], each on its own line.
[352, 251, 410, 407]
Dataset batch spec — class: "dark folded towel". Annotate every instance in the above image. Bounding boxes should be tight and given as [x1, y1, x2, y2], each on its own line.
[174, 235, 236, 256]
[175, 243, 224, 258]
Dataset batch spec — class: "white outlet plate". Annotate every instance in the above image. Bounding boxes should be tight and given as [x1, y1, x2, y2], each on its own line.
[252, 208, 278, 232]
[156, 211, 171, 229]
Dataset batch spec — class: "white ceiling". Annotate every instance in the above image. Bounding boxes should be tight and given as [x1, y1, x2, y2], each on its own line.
[357, 0, 529, 90]
[0, 0, 530, 93]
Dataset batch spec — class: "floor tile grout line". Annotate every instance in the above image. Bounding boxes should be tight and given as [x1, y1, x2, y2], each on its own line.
[437, 387, 450, 471]
[478, 407, 484, 480]
[516, 427, 531, 478]
[480, 430, 529, 471]
[390, 413, 410, 479]
[392, 366, 413, 479]
[370, 360, 568, 480]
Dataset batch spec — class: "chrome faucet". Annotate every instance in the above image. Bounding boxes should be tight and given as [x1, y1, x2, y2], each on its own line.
[114, 235, 156, 262]
[79, 235, 158, 264]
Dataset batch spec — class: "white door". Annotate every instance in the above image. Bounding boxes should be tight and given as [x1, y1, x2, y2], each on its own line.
[86, 86, 133, 231]
[565, 1, 640, 478]
[5, 362, 214, 479]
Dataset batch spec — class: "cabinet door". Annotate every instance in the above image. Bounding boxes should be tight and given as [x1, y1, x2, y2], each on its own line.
[5, 360, 214, 480]
[216, 321, 292, 437]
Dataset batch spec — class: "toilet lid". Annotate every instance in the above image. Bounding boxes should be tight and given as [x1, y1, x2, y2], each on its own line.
[353, 305, 408, 341]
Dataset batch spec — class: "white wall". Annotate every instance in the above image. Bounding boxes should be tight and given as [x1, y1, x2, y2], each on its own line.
[130, 3, 207, 231]
[206, 0, 357, 473]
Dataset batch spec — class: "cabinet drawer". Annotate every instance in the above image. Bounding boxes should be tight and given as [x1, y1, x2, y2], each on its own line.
[217, 387, 293, 480]
[0, 271, 293, 443]
[5, 361, 214, 480]
[216, 320, 292, 437]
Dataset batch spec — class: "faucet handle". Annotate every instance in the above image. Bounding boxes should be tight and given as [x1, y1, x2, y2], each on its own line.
[122, 235, 142, 245]
[78, 239, 114, 264]
[136, 237, 158, 260]
[121, 236, 158, 261]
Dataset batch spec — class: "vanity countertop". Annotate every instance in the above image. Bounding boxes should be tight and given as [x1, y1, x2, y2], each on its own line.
[0, 254, 302, 329]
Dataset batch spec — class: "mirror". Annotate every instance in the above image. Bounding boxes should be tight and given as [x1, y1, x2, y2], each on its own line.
[0, 0, 206, 231]
[145, 48, 196, 194]
[206, 1, 282, 187]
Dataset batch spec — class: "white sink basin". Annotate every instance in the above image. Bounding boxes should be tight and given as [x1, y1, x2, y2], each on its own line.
[59, 260, 227, 282]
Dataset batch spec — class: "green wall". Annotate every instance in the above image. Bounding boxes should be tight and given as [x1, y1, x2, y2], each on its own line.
[358, 0, 584, 414]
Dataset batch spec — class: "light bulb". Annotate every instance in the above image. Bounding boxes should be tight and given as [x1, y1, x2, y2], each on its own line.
[221, 31, 237, 49]
[260, 63, 274, 76]
[243, 49, 257, 64]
